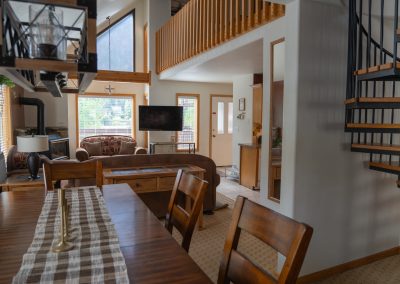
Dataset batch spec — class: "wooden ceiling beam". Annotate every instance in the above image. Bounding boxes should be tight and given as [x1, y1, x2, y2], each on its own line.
[69, 70, 151, 84]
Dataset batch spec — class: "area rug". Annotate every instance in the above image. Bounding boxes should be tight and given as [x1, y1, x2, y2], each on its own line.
[172, 192, 277, 283]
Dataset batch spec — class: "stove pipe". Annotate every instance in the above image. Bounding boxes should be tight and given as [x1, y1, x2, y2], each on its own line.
[19, 97, 46, 135]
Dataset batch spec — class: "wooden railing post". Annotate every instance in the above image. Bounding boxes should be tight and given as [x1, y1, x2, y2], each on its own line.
[155, 0, 285, 74]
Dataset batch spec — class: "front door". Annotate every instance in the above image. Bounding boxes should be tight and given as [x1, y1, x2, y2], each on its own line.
[210, 95, 233, 166]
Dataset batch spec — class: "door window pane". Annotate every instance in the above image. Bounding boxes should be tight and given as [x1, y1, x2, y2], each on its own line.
[218, 102, 224, 134]
[78, 96, 133, 141]
[97, 13, 134, 71]
[228, 102, 233, 134]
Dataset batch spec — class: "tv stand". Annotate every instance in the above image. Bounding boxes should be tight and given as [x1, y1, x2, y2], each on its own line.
[149, 142, 196, 154]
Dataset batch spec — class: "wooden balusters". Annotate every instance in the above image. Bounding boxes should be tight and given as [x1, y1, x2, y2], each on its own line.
[156, 0, 285, 73]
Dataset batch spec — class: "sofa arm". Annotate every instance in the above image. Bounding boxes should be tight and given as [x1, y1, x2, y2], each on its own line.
[76, 148, 89, 161]
[215, 173, 221, 187]
[135, 147, 147, 155]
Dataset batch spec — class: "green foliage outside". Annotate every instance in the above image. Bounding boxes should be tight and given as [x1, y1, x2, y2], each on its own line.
[78, 97, 132, 129]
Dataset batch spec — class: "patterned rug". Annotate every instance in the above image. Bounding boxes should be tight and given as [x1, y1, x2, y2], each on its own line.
[172, 193, 277, 283]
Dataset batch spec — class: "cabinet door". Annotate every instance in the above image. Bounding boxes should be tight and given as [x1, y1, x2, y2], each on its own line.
[158, 177, 176, 191]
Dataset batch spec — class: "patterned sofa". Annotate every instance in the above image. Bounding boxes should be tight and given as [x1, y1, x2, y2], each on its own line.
[76, 135, 147, 162]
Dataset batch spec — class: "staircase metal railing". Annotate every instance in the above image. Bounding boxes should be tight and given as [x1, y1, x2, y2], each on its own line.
[346, 0, 400, 183]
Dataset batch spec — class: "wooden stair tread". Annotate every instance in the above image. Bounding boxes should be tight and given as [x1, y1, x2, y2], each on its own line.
[352, 144, 400, 152]
[369, 162, 400, 172]
[354, 63, 400, 76]
[345, 97, 400, 104]
[347, 123, 400, 129]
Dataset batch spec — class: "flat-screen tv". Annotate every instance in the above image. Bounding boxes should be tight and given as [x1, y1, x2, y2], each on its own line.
[139, 105, 183, 131]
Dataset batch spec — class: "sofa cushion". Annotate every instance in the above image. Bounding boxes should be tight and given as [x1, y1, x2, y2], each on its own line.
[84, 142, 102, 156]
[7, 145, 28, 171]
[119, 141, 136, 155]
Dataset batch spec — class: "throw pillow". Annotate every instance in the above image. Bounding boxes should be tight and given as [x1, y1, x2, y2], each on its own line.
[119, 141, 136, 155]
[84, 142, 102, 156]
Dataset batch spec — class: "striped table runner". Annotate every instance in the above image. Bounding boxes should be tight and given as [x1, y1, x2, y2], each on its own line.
[13, 187, 129, 284]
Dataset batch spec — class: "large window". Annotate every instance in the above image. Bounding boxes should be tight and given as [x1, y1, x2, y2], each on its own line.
[0, 86, 11, 156]
[77, 94, 135, 143]
[176, 94, 199, 151]
[97, 12, 135, 72]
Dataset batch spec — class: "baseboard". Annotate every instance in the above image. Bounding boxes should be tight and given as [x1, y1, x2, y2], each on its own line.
[297, 246, 400, 284]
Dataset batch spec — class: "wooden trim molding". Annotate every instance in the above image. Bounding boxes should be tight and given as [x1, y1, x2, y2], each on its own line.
[176, 93, 200, 152]
[297, 246, 400, 283]
[208, 94, 233, 159]
[75, 93, 137, 148]
[268, 37, 285, 203]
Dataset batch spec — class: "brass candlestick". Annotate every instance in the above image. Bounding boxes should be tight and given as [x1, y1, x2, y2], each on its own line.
[51, 188, 73, 253]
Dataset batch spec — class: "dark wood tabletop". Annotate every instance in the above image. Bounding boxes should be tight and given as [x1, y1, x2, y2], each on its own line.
[0, 184, 212, 284]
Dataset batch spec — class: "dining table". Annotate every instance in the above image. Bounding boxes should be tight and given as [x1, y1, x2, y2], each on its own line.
[0, 183, 213, 283]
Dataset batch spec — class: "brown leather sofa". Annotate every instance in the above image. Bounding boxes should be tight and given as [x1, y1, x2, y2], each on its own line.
[67, 154, 220, 216]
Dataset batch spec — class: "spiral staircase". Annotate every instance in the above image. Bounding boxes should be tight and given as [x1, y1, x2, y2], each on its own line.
[345, 0, 400, 186]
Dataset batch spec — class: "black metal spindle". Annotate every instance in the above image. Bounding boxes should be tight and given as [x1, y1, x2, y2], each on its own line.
[367, 0, 372, 69]
[380, 0, 384, 64]
[393, 0, 399, 71]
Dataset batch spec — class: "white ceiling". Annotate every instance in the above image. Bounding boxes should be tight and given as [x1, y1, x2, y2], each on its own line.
[164, 40, 264, 83]
[97, 0, 137, 24]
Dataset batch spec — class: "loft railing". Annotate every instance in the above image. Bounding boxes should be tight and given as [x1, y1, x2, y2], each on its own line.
[156, 0, 285, 74]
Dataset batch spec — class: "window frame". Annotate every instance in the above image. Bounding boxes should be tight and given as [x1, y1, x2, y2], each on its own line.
[97, 10, 136, 72]
[0, 86, 11, 157]
[75, 93, 136, 147]
[176, 93, 200, 152]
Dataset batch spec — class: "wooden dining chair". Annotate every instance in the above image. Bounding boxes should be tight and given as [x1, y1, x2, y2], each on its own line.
[218, 196, 313, 284]
[165, 169, 208, 252]
[43, 159, 103, 195]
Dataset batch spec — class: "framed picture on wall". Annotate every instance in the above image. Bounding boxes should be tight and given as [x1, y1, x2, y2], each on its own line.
[239, 98, 246, 111]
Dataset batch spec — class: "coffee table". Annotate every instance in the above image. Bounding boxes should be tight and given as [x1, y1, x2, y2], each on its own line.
[103, 164, 206, 228]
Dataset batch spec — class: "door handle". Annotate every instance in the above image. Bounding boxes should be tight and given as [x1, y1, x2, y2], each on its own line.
[212, 135, 216, 138]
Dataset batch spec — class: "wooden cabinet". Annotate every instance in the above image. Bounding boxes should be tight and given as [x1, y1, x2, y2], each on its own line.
[269, 163, 281, 201]
[239, 144, 261, 190]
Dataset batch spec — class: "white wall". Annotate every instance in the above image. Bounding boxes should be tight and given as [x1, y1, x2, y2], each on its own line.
[147, 0, 232, 157]
[232, 75, 254, 168]
[23, 91, 68, 128]
[286, 0, 400, 275]
[148, 80, 232, 157]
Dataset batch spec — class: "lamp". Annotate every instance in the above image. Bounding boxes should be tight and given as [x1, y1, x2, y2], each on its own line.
[29, 5, 67, 60]
[17, 135, 49, 180]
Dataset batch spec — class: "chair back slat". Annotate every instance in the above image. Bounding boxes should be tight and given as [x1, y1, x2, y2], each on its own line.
[218, 196, 313, 284]
[171, 204, 190, 233]
[177, 172, 205, 201]
[43, 159, 103, 194]
[238, 200, 302, 256]
[165, 169, 208, 252]
[227, 250, 276, 284]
